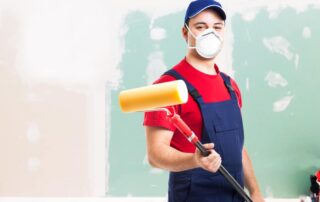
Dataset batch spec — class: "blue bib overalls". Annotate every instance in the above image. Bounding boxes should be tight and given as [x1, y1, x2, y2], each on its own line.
[164, 69, 245, 202]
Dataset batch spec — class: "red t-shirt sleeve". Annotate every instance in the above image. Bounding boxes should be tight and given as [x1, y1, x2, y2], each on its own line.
[230, 78, 242, 108]
[143, 75, 179, 131]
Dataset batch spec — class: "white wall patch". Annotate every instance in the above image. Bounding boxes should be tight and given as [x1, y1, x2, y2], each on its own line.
[246, 78, 250, 91]
[273, 95, 294, 112]
[302, 26, 312, 39]
[150, 168, 164, 174]
[146, 51, 168, 85]
[265, 71, 288, 88]
[150, 27, 167, 41]
[263, 36, 294, 61]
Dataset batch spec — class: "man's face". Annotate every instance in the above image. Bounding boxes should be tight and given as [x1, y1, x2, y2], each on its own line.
[183, 9, 225, 47]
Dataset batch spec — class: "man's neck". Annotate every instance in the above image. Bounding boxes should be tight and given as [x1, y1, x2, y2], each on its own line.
[186, 53, 217, 75]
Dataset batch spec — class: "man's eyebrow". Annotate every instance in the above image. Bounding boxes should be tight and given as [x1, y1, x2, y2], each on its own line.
[214, 22, 224, 26]
[192, 22, 225, 26]
[193, 22, 207, 26]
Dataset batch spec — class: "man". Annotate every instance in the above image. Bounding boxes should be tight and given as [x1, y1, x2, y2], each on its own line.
[143, 0, 264, 201]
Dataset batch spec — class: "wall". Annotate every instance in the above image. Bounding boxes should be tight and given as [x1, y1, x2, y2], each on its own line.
[0, 0, 319, 199]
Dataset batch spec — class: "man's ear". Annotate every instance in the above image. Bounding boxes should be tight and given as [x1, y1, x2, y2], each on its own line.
[182, 26, 188, 42]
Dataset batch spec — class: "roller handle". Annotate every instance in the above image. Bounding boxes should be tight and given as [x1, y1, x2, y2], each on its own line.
[194, 141, 253, 202]
[169, 113, 253, 202]
[194, 141, 211, 157]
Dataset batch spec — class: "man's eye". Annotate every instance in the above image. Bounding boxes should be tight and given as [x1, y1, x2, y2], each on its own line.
[214, 27, 222, 30]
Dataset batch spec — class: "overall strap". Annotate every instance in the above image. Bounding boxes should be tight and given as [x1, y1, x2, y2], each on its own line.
[219, 72, 237, 101]
[163, 69, 204, 104]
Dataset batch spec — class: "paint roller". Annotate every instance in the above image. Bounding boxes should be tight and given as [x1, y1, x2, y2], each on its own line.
[119, 80, 253, 202]
[119, 80, 188, 113]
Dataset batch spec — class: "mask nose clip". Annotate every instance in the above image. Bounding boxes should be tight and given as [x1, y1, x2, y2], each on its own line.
[202, 32, 213, 37]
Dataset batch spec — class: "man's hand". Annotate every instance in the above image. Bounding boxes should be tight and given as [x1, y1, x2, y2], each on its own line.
[251, 192, 265, 202]
[194, 143, 221, 173]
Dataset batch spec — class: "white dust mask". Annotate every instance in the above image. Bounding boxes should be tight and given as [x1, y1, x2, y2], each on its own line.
[185, 24, 223, 59]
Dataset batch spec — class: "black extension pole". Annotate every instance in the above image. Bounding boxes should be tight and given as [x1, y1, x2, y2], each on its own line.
[195, 141, 253, 202]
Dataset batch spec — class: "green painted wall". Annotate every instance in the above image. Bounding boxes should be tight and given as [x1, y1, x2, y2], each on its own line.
[233, 8, 320, 198]
[108, 8, 320, 198]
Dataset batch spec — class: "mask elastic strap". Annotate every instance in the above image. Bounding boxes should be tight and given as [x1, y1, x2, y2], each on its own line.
[184, 23, 196, 39]
[185, 23, 196, 49]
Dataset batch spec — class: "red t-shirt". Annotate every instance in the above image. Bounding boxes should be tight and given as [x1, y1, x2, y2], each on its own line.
[143, 58, 242, 153]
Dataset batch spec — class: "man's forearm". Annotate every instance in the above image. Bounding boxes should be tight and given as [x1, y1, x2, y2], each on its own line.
[242, 148, 262, 196]
[146, 126, 199, 172]
[148, 143, 198, 172]
[145, 126, 221, 174]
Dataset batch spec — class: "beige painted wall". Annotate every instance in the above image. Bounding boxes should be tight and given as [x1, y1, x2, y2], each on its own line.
[0, 0, 109, 196]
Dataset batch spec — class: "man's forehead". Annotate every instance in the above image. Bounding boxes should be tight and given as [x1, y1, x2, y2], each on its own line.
[190, 18, 224, 26]
[191, 21, 224, 26]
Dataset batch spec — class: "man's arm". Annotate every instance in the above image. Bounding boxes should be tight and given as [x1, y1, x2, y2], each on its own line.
[145, 126, 221, 173]
[242, 148, 265, 202]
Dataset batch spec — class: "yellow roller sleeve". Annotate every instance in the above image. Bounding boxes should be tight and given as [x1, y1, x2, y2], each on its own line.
[119, 80, 188, 113]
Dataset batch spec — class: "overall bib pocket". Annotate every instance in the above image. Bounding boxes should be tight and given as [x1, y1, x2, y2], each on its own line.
[213, 119, 243, 170]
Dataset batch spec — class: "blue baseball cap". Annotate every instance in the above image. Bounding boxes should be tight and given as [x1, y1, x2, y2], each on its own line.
[184, 0, 226, 23]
